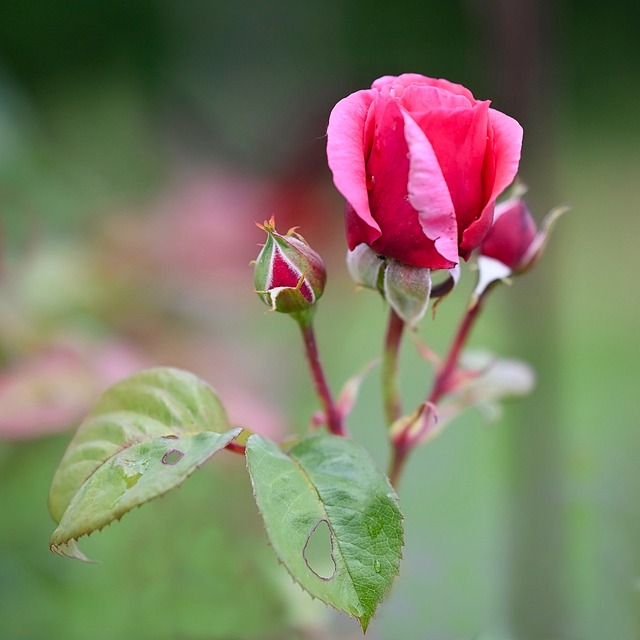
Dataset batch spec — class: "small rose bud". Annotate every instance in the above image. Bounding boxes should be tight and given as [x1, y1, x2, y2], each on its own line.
[253, 216, 326, 315]
[474, 195, 568, 298]
[480, 197, 537, 272]
[481, 196, 568, 275]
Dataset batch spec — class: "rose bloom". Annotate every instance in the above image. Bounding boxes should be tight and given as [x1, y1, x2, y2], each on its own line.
[327, 73, 523, 269]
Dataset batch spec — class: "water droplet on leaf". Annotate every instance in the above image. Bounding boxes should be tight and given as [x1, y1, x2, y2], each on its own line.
[374, 560, 381, 573]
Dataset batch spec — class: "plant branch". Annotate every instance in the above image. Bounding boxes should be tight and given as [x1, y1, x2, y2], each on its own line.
[382, 308, 405, 427]
[388, 294, 486, 487]
[428, 296, 483, 405]
[299, 321, 346, 436]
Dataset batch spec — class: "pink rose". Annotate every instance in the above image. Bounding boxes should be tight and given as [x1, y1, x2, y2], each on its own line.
[327, 73, 523, 269]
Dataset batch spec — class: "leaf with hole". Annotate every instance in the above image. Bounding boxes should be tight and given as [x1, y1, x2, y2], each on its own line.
[246, 433, 403, 631]
[48, 367, 240, 560]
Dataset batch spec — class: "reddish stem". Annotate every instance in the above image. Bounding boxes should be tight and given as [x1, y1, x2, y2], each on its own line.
[429, 297, 483, 405]
[388, 296, 484, 488]
[299, 322, 346, 437]
[382, 309, 405, 427]
[225, 441, 246, 455]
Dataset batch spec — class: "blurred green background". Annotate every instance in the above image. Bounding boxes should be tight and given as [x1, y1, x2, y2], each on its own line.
[1, 1, 639, 639]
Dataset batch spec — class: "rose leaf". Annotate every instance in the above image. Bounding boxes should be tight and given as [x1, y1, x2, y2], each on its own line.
[246, 433, 403, 631]
[49, 367, 241, 560]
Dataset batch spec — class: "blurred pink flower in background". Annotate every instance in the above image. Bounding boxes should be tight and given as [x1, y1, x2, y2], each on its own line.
[0, 338, 146, 440]
[101, 166, 341, 290]
[0, 164, 332, 443]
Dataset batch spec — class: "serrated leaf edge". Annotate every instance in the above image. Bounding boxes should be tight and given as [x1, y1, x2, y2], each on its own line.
[245, 434, 404, 633]
[50, 427, 242, 561]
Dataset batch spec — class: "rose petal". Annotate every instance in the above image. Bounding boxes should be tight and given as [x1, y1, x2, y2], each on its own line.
[460, 108, 523, 256]
[402, 85, 474, 110]
[344, 201, 382, 250]
[366, 97, 454, 269]
[412, 101, 491, 240]
[487, 109, 524, 201]
[373, 74, 476, 103]
[327, 90, 380, 240]
[400, 108, 458, 265]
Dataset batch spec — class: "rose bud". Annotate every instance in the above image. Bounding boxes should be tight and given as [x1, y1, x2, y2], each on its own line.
[327, 73, 523, 269]
[474, 195, 568, 297]
[253, 216, 326, 315]
[479, 196, 537, 272]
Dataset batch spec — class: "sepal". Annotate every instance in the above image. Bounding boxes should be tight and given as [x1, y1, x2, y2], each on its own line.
[382, 260, 431, 328]
[346, 243, 384, 290]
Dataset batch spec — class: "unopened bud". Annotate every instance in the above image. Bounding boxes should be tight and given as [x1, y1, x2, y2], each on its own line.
[253, 216, 326, 316]
[481, 195, 568, 275]
[475, 195, 568, 298]
[480, 197, 537, 272]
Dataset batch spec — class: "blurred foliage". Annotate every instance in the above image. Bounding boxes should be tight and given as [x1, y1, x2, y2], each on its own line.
[1, 1, 639, 639]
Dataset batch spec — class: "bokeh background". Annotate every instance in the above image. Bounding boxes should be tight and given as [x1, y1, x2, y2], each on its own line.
[1, 1, 639, 639]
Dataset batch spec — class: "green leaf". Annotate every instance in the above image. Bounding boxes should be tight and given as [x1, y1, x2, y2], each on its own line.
[48, 367, 240, 560]
[246, 433, 403, 631]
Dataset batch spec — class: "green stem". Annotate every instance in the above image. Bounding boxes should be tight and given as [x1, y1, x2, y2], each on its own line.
[382, 308, 406, 427]
[299, 321, 346, 437]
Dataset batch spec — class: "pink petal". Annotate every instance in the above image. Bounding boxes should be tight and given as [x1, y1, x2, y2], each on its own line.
[402, 85, 473, 110]
[486, 108, 524, 202]
[372, 74, 476, 103]
[412, 101, 491, 237]
[459, 201, 495, 259]
[365, 97, 454, 269]
[327, 90, 380, 239]
[460, 109, 523, 256]
[344, 202, 382, 249]
[371, 75, 401, 90]
[400, 108, 458, 265]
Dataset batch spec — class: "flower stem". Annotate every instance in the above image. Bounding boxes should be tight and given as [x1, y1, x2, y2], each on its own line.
[429, 296, 483, 405]
[388, 295, 485, 488]
[382, 308, 405, 427]
[388, 442, 408, 488]
[299, 321, 346, 437]
[225, 441, 246, 455]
